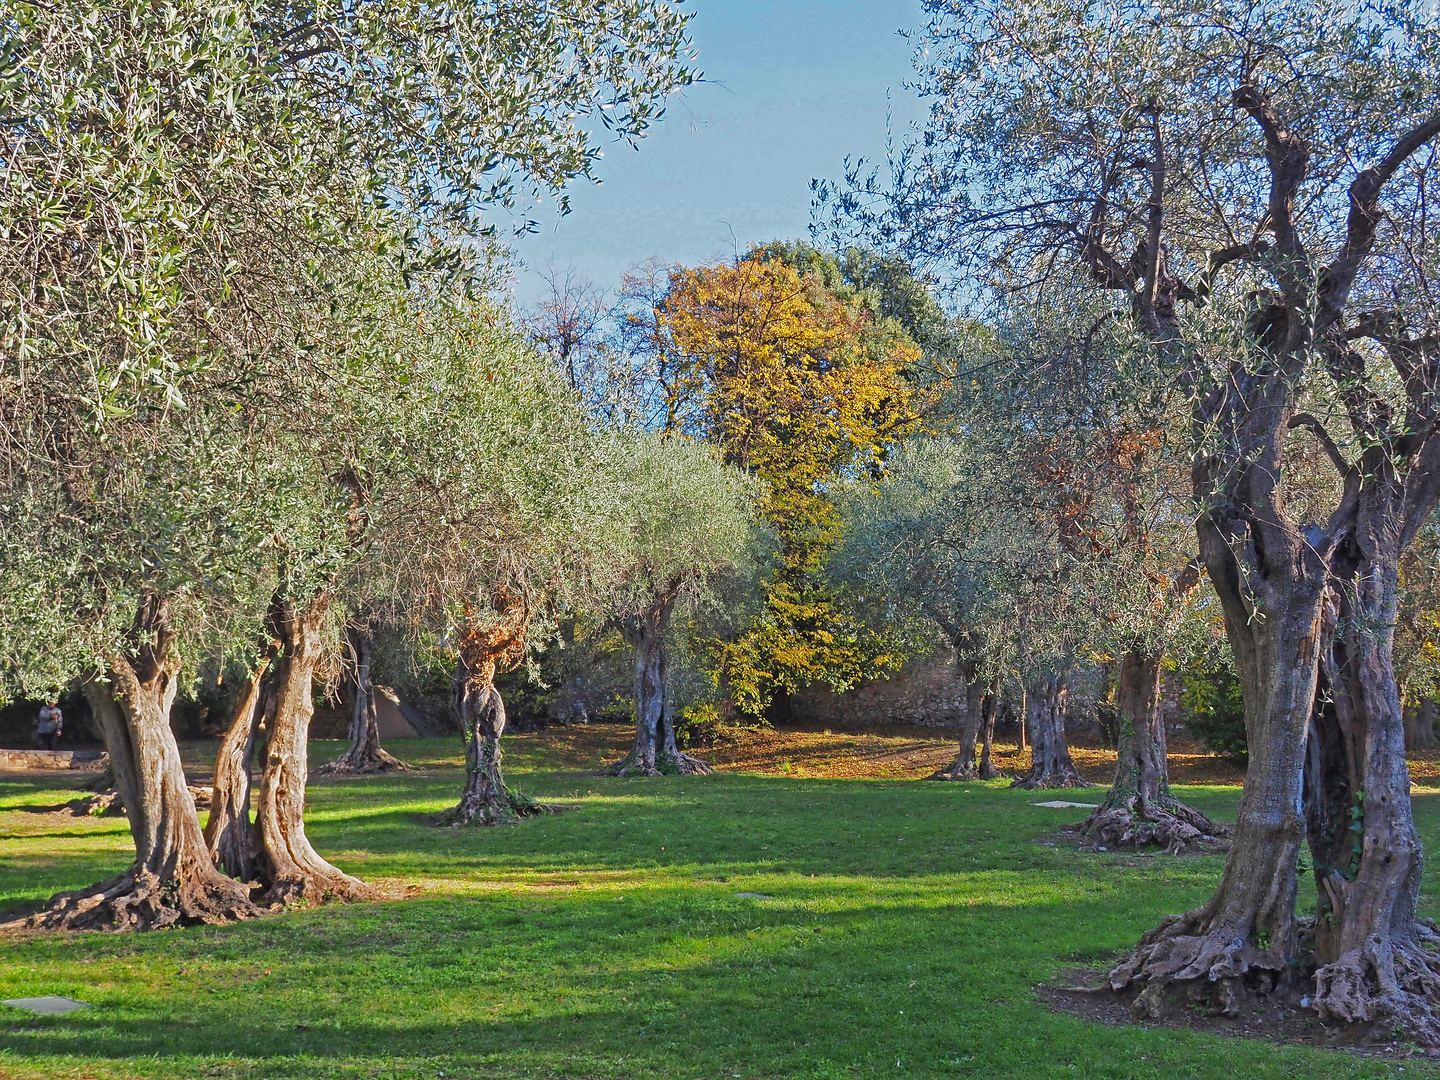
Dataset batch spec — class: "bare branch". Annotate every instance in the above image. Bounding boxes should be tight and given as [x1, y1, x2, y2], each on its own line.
[1288, 412, 1351, 477]
[1231, 81, 1310, 298]
[1322, 112, 1440, 322]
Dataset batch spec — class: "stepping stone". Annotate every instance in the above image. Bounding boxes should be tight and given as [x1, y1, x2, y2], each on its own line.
[3, 996, 90, 1016]
[1032, 801, 1099, 809]
[735, 892, 774, 900]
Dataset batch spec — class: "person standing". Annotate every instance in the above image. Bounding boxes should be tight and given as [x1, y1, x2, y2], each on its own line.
[35, 699, 62, 751]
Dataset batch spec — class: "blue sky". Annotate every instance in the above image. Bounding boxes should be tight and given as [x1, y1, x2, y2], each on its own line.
[509, 0, 927, 304]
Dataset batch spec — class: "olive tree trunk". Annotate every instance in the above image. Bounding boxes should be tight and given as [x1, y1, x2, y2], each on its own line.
[1404, 698, 1438, 751]
[977, 677, 1001, 779]
[441, 660, 543, 825]
[1010, 671, 1086, 789]
[1078, 650, 1230, 854]
[316, 626, 406, 776]
[931, 649, 987, 780]
[606, 586, 712, 778]
[8, 595, 258, 931]
[1306, 515, 1440, 1041]
[1109, 507, 1329, 1018]
[205, 652, 273, 881]
[254, 592, 369, 905]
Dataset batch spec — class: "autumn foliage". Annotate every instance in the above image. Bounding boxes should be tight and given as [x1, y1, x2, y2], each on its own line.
[644, 254, 923, 713]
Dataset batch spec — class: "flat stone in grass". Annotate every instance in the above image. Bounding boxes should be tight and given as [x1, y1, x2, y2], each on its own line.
[3, 996, 90, 1015]
[735, 892, 774, 900]
[1033, 800, 1099, 809]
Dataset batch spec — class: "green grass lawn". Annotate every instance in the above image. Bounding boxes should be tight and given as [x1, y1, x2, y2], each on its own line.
[1, 734, 1437, 1079]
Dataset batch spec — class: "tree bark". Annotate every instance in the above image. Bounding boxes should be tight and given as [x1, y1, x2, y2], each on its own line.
[977, 678, 1001, 779]
[1404, 698, 1438, 751]
[1109, 506, 1329, 1019]
[7, 595, 258, 931]
[441, 661, 546, 825]
[1306, 522, 1440, 1042]
[315, 626, 407, 776]
[441, 590, 547, 825]
[205, 651, 273, 881]
[1078, 650, 1231, 854]
[254, 592, 369, 906]
[606, 586, 713, 777]
[1010, 671, 1086, 789]
[930, 651, 987, 780]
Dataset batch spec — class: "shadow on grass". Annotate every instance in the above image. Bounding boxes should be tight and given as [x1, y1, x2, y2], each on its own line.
[0, 884, 1389, 1080]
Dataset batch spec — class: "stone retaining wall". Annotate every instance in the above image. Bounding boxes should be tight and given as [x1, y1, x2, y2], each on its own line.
[788, 643, 966, 728]
[0, 749, 108, 771]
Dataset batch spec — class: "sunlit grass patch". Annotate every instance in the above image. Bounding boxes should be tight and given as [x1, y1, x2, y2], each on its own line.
[1, 732, 1437, 1079]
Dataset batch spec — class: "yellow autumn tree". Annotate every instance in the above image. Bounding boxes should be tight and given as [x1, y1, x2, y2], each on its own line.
[642, 254, 924, 714]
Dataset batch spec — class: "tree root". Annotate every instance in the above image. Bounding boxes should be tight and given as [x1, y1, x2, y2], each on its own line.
[57, 785, 213, 818]
[439, 788, 558, 827]
[312, 748, 410, 777]
[1074, 798, 1233, 855]
[2, 868, 263, 933]
[1314, 924, 1440, 1046]
[1107, 907, 1289, 1020]
[605, 749, 714, 778]
[929, 755, 978, 781]
[929, 756, 1007, 781]
[62, 790, 125, 817]
[1010, 770, 1090, 791]
[261, 868, 374, 908]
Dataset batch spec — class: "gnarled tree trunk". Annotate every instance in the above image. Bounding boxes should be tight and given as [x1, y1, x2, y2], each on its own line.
[1109, 507, 1329, 1019]
[205, 651, 273, 881]
[441, 591, 546, 825]
[606, 584, 712, 777]
[316, 626, 406, 776]
[1404, 698, 1438, 751]
[1307, 512, 1440, 1042]
[442, 661, 545, 825]
[8, 595, 258, 931]
[1078, 649, 1230, 854]
[254, 592, 369, 905]
[1010, 671, 1086, 789]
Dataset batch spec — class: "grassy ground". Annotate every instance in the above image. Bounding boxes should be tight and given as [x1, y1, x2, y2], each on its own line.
[2, 724, 1439, 1079]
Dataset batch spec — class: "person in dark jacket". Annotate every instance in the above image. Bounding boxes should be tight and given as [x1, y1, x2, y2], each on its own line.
[35, 700, 63, 751]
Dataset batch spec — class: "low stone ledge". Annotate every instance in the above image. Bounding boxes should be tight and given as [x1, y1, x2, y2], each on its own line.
[0, 749, 108, 772]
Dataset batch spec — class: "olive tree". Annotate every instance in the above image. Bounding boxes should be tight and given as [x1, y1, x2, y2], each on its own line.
[600, 434, 761, 777]
[1, 0, 699, 927]
[821, 0, 1440, 1034]
[833, 438, 1015, 780]
[351, 296, 614, 827]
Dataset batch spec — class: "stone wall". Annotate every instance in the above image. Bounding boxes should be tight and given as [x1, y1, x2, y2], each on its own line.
[0, 749, 108, 772]
[788, 642, 966, 728]
[789, 648, 1196, 737]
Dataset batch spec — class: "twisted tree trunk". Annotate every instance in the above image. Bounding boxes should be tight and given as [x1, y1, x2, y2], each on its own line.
[1010, 671, 1086, 789]
[316, 626, 406, 776]
[254, 592, 369, 905]
[930, 651, 987, 780]
[441, 591, 546, 825]
[205, 650, 274, 881]
[442, 661, 545, 825]
[1078, 649, 1230, 854]
[7, 595, 258, 931]
[606, 584, 712, 777]
[1307, 514, 1440, 1042]
[1109, 505, 1329, 1018]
